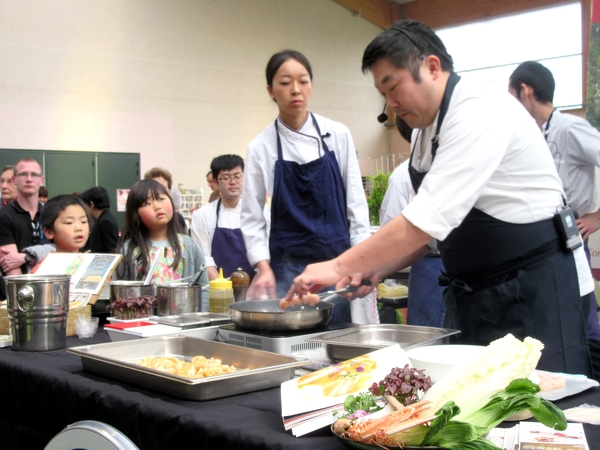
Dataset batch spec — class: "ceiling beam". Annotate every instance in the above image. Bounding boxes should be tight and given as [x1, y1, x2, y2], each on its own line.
[334, 0, 575, 30]
[332, 0, 402, 29]
[398, 0, 576, 30]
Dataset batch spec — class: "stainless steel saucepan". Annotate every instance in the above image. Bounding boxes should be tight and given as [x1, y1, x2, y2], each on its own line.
[228, 285, 364, 331]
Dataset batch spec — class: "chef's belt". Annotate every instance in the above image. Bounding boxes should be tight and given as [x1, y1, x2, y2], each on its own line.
[437, 208, 562, 293]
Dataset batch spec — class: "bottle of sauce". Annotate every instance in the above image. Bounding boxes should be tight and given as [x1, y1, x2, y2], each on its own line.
[231, 268, 250, 302]
[209, 268, 233, 313]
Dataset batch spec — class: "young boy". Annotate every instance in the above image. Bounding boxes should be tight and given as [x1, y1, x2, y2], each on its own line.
[23, 195, 90, 267]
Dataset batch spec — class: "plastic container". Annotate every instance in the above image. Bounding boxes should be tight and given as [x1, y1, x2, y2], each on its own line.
[209, 268, 233, 313]
[230, 268, 250, 302]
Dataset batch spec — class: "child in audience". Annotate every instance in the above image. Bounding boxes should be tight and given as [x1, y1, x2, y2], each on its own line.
[23, 195, 90, 267]
[114, 180, 209, 308]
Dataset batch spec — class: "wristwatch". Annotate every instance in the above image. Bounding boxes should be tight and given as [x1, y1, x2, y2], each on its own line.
[23, 251, 33, 266]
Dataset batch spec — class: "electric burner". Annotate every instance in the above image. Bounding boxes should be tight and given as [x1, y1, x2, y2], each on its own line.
[215, 321, 356, 354]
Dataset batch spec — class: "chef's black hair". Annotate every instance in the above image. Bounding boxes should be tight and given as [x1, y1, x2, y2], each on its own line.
[40, 194, 89, 234]
[509, 61, 555, 104]
[362, 20, 454, 82]
[81, 186, 111, 210]
[115, 179, 184, 280]
[266, 50, 313, 87]
[211, 154, 244, 180]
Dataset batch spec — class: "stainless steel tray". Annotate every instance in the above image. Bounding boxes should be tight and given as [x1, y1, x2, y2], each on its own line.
[156, 315, 211, 328]
[69, 336, 309, 400]
[181, 312, 231, 324]
[306, 324, 460, 362]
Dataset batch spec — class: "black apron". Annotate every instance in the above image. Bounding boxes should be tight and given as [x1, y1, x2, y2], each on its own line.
[211, 199, 254, 280]
[408, 73, 592, 376]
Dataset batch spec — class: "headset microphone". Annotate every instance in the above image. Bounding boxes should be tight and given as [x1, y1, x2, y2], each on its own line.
[377, 104, 388, 123]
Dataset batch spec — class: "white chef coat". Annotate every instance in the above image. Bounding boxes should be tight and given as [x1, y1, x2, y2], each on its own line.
[190, 198, 270, 269]
[242, 113, 370, 267]
[190, 200, 242, 269]
[400, 76, 593, 296]
[543, 109, 600, 218]
[380, 160, 437, 253]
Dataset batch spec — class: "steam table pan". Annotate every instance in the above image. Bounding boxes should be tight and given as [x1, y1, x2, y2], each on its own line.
[69, 336, 309, 400]
[306, 324, 460, 362]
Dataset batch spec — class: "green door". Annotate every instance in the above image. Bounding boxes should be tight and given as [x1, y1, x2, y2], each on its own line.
[97, 152, 140, 230]
[0, 149, 44, 172]
[45, 151, 96, 197]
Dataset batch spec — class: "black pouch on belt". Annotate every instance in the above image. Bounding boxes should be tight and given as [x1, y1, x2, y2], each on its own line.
[553, 207, 582, 251]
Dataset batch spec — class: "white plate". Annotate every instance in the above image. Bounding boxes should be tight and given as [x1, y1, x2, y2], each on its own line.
[106, 316, 158, 324]
[0, 335, 12, 347]
[535, 369, 599, 401]
[120, 324, 182, 337]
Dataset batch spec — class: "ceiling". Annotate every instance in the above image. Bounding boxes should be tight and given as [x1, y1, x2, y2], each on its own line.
[332, 0, 592, 103]
[333, 0, 582, 30]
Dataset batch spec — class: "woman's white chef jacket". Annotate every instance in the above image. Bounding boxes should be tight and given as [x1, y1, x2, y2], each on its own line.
[241, 113, 370, 267]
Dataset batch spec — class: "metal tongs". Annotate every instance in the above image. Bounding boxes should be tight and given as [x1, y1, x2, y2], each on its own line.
[318, 280, 372, 301]
[187, 264, 206, 287]
[143, 247, 164, 285]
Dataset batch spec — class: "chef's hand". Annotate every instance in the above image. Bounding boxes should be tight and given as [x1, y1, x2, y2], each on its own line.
[246, 260, 276, 300]
[577, 211, 600, 241]
[282, 258, 373, 299]
[0, 247, 25, 272]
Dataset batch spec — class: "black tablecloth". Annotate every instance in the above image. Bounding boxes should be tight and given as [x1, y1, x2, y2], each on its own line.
[1, 330, 599, 450]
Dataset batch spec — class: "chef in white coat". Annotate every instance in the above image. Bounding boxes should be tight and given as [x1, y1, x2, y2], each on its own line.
[285, 21, 595, 376]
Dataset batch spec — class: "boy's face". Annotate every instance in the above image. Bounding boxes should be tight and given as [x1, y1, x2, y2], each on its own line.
[45, 204, 89, 252]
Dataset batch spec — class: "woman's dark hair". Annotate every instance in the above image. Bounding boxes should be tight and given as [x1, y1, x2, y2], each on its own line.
[509, 61, 555, 104]
[266, 50, 313, 87]
[115, 179, 184, 280]
[362, 20, 453, 82]
[40, 194, 89, 233]
[81, 186, 111, 210]
[211, 154, 244, 179]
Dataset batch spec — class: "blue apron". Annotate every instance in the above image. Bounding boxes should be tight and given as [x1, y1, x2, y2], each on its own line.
[211, 199, 254, 280]
[409, 72, 592, 376]
[269, 114, 351, 321]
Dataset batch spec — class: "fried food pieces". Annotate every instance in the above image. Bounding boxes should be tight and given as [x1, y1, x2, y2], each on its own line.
[279, 292, 320, 309]
[135, 355, 240, 378]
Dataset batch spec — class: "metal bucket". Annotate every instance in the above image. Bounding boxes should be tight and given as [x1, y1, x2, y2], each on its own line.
[156, 283, 203, 316]
[5, 274, 70, 351]
[109, 281, 156, 302]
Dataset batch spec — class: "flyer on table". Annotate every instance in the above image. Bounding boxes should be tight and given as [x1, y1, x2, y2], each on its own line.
[281, 344, 410, 418]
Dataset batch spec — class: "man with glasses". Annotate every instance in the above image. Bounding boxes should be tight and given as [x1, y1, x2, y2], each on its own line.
[0, 158, 48, 297]
[191, 155, 254, 281]
[0, 165, 17, 208]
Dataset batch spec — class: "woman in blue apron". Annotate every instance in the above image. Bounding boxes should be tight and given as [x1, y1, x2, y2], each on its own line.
[241, 50, 372, 323]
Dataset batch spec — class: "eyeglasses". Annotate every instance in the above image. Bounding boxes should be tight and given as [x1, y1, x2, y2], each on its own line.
[0, 178, 14, 185]
[218, 173, 243, 182]
[16, 172, 42, 179]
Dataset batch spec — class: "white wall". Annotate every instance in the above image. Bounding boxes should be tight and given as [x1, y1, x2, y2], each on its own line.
[0, 0, 388, 194]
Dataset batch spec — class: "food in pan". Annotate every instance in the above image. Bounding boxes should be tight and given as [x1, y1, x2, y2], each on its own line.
[279, 292, 320, 309]
[135, 355, 242, 378]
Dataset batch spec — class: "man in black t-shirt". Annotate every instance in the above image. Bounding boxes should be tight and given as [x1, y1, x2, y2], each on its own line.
[0, 158, 47, 298]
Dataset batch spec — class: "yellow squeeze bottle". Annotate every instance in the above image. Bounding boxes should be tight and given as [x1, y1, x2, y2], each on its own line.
[209, 268, 233, 314]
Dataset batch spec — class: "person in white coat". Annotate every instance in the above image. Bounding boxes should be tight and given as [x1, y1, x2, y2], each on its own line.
[241, 49, 376, 324]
